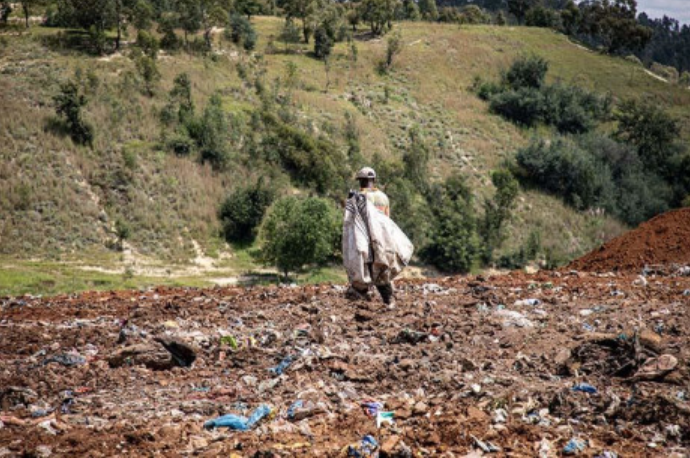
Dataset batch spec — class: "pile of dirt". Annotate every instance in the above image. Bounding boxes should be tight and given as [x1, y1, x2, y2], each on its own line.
[570, 207, 690, 272]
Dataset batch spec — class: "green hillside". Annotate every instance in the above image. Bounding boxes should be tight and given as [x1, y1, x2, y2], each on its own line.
[1, 17, 689, 293]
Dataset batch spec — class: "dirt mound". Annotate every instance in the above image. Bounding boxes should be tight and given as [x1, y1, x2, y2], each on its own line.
[570, 207, 690, 272]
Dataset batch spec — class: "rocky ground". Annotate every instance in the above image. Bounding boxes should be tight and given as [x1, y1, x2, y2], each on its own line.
[1, 270, 690, 457]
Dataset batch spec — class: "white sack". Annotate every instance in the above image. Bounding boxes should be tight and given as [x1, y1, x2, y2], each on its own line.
[342, 194, 413, 288]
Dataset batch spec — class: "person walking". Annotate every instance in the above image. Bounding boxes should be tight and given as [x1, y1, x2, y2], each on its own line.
[345, 167, 396, 306]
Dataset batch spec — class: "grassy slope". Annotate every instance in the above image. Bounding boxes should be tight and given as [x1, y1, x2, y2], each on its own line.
[1, 19, 689, 294]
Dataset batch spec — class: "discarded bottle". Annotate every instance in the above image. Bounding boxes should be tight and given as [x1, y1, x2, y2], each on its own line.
[572, 383, 597, 394]
[204, 404, 271, 430]
[269, 356, 293, 375]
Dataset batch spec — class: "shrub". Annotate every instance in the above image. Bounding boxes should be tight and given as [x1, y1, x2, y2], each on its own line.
[134, 53, 160, 96]
[314, 25, 334, 60]
[197, 94, 231, 169]
[615, 98, 680, 173]
[516, 137, 614, 211]
[136, 30, 159, 58]
[459, 5, 490, 24]
[481, 169, 519, 262]
[503, 55, 549, 90]
[53, 81, 94, 146]
[541, 83, 611, 134]
[228, 14, 257, 51]
[219, 180, 276, 243]
[525, 6, 558, 27]
[260, 112, 347, 196]
[259, 196, 341, 279]
[489, 87, 545, 127]
[421, 174, 481, 273]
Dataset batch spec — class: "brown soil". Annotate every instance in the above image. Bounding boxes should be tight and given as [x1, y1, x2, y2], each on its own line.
[570, 207, 690, 273]
[1, 273, 690, 457]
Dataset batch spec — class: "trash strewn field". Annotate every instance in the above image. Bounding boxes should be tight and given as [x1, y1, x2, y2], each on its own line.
[2, 271, 690, 457]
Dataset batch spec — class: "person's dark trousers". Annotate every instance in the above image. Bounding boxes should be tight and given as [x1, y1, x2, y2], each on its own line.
[376, 283, 394, 305]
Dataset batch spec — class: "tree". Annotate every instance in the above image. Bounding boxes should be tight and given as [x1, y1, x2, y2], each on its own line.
[235, 0, 262, 20]
[314, 24, 334, 60]
[280, 0, 318, 43]
[55, 0, 118, 53]
[134, 53, 160, 96]
[199, 0, 231, 50]
[20, 0, 48, 28]
[228, 13, 257, 51]
[114, 218, 131, 251]
[131, 0, 154, 30]
[0, 2, 11, 25]
[418, 0, 438, 21]
[359, 0, 397, 36]
[577, 0, 651, 54]
[421, 174, 481, 273]
[384, 29, 402, 69]
[278, 18, 301, 52]
[403, 126, 429, 191]
[259, 196, 341, 279]
[508, 0, 536, 25]
[53, 80, 94, 146]
[198, 94, 231, 169]
[481, 169, 519, 263]
[219, 180, 276, 243]
[175, 0, 203, 45]
[615, 98, 680, 173]
[560, 0, 580, 35]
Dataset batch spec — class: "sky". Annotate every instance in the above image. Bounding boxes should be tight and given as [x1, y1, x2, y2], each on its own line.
[636, 0, 690, 24]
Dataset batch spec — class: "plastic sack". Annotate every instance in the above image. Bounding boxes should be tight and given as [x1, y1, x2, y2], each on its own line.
[204, 404, 271, 430]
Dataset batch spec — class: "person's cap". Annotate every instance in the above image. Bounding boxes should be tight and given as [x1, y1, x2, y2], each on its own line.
[355, 167, 376, 180]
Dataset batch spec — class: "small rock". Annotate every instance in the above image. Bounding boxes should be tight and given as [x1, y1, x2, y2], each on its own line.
[413, 402, 428, 416]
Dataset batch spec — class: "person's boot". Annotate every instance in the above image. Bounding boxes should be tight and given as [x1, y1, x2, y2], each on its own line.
[346, 285, 370, 301]
[376, 284, 395, 308]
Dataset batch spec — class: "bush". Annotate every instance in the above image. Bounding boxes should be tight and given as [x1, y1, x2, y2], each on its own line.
[421, 174, 481, 273]
[485, 57, 610, 133]
[136, 30, 159, 58]
[197, 94, 231, 169]
[53, 81, 94, 146]
[459, 5, 491, 24]
[615, 98, 680, 173]
[541, 83, 611, 134]
[481, 169, 519, 262]
[228, 14, 257, 51]
[219, 180, 276, 243]
[516, 137, 614, 211]
[259, 196, 341, 279]
[489, 87, 545, 127]
[260, 112, 347, 196]
[503, 55, 549, 90]
[314, 25, 334, 60]
[525, 6, 558, 27]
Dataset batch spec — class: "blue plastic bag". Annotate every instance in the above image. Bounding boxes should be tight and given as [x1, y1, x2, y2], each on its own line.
[563, 438, 587, 455]
[204, 404, 271, 430]
[572, 383, 597, 394]
[269, 356, 293, 375]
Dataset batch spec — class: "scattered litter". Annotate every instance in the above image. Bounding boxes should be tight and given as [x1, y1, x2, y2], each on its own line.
[572, 383, 597, 394]
[563, 438, 587, 455]
[204, 404, 271, 430]
[269, 356, 293, 375]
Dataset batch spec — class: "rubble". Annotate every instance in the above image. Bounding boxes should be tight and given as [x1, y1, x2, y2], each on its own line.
[1, 272, 690, 455]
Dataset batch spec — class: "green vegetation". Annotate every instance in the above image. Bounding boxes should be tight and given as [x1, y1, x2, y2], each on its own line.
[258, 196, 341, 279]
[219, 180, 276, 243]
[3, 9, 690, 291]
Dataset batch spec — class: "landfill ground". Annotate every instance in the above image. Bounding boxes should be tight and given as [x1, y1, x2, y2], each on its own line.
[2, 270, 690, 457]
